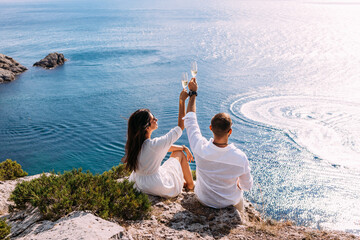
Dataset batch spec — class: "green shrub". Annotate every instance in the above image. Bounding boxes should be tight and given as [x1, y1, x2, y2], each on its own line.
[0, 159, 28, 181]
[102, 164, 131, 179]
[191, 170, 196, 180]
[10, 167, 150, 221]
[0, 219, 11, 240]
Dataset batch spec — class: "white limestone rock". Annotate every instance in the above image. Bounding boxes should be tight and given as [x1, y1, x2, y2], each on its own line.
[0, 174, 46, 216]
[14, 211, 124, 240]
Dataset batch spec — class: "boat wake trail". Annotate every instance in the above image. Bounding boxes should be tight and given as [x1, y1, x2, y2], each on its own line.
[230, 93, 360, 169]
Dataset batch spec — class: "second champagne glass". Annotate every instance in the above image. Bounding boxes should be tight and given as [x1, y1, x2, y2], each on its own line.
[191, 61, 197, 77]
[181, 72, 188, 88]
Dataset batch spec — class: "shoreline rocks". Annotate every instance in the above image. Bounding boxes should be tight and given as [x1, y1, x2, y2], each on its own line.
[1, 176, 359, 240]
[0, 51, 67, 84]
[33, 52, 67, 69]
[0, 54, 27, 83]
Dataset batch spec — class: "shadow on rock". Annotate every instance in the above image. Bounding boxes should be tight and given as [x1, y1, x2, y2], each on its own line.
[168, 192, 243, 238]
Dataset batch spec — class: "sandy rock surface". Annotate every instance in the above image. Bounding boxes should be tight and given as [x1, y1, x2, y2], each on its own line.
[0, 53, 27, 83]
[111, 193, 360, 240]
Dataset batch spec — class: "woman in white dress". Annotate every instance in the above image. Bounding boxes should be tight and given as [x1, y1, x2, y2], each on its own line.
[124, 89, 194, 198]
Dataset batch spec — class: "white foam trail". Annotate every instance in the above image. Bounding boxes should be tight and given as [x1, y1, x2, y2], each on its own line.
[231, 95, 360, 169]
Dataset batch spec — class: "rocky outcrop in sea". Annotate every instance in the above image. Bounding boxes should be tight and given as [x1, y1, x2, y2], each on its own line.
[1, 176, 359, 240]
[33, 52, 67, 69]
[0, 54, 27, 83]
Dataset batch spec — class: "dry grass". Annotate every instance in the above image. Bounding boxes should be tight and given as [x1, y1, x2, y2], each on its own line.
[246, 218, 294, 237]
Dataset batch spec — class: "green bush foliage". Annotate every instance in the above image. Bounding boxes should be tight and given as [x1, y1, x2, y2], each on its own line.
[0, 219, 11, 240]
[102, 164, 131, 179]
[0, 159, 28, 181]
[10, 167, 150, 221]
[191, 170, 196, 180]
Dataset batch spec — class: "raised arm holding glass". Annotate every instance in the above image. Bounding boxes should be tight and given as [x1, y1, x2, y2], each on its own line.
[183, 77, 253, 211]
[124, 89, 194, 198]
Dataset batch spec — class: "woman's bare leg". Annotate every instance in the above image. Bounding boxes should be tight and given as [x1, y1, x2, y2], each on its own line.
[170, 151, 194, 190]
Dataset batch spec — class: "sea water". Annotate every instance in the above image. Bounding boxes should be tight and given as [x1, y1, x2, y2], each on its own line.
[1, 0, 359, 234]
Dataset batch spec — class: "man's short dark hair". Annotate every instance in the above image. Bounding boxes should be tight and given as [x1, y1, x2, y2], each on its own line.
[211, 113, 232, 137]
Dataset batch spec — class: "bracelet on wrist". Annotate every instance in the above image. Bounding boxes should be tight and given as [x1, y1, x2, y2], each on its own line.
[189, 90, 197, 97]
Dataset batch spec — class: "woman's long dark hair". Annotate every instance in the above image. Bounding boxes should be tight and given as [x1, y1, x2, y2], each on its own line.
[124, 109, 151, 172]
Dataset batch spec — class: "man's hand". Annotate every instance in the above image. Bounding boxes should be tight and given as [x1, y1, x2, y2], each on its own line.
[180, 88, 188, 102]
[188, 78, 198, 92]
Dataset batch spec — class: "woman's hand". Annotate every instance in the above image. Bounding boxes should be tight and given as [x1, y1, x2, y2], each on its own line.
[183, 146, 194, 162]
[180, 88, 188, 102]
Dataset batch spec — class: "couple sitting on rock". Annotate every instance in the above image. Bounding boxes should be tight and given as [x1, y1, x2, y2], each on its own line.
[123, 78, 253, 211]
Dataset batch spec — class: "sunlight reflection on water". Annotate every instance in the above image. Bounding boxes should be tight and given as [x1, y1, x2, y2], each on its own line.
[1, 0, 360, 235]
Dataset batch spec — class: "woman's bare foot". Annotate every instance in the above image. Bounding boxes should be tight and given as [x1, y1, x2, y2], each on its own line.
[184, 182, 194, 191]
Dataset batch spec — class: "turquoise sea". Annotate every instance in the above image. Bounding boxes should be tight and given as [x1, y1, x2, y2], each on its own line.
[1, 0, 360, 234]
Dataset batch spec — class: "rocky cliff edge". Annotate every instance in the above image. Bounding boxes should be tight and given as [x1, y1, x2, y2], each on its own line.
[1, 175, 358, 240]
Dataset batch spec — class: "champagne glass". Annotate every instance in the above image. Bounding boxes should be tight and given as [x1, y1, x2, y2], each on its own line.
[181, 72, 188, 89]
[191, 61, 197, 77]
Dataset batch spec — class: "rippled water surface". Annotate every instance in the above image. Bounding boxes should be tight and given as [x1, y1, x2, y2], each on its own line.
[1, 0, 360, 234]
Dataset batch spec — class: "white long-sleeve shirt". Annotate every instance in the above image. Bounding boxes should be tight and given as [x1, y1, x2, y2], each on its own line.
[184, 112, 253, 208]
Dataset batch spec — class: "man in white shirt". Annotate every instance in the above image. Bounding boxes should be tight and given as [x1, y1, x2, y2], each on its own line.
[183, 78, 253, 211]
